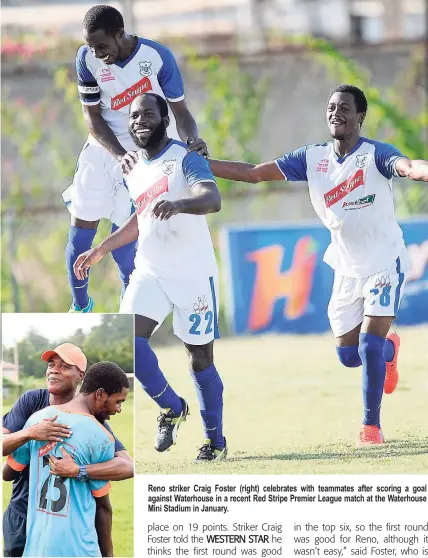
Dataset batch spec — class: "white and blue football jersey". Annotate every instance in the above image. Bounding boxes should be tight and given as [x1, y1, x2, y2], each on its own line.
[276, 138, 410, 278]
[125, 140, 218, 279]
[76, 37, 184, 150]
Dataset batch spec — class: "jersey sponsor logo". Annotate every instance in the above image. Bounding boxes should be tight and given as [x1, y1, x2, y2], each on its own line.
[356, 154, 368, 168]
[135, 175, 168, 214]
[39, 441, 57, 457]
[316, 159, 329, 173]
[324, 169, 364, 208]
[342, 193, 375, 210]
[162, 160, 175, 175]
[100, 68, 115, 82]
[139, 61, 152, 76]
[111, 77, 153, 110]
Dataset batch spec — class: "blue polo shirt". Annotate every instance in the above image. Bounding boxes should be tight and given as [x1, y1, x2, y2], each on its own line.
[3, 389, 125, 519]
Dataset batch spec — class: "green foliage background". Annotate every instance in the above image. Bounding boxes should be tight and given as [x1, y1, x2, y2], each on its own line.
[2, 314, 134, 387]
[1, 38, 426, 313]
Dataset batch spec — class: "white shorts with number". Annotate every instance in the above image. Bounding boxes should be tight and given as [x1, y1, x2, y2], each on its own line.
[328, 256, 407, 337]
[62, 143, 133, 226]
[120, 272, 220, 345]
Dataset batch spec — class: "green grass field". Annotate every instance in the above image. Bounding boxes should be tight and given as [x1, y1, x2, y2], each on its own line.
[136, 325, 428, 475]
[3, 393, 134, 557]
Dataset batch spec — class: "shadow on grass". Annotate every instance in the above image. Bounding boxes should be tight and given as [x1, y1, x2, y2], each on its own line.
[229, 439, 428, 463]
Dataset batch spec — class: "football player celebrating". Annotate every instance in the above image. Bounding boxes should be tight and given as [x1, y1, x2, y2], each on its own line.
[74, 93, 226, 462]
[207, 84, 428, 446]
[64, 4, 208, 312]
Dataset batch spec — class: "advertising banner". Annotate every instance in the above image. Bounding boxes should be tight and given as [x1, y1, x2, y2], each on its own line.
[221, 219, 428, 335]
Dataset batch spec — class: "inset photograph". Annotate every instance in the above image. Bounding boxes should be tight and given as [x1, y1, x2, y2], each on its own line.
[2, 313, 134, 557]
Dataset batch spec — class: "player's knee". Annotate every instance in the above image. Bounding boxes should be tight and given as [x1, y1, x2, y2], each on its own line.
[336, 345, 361, 368]
[188, 347, 213, 373]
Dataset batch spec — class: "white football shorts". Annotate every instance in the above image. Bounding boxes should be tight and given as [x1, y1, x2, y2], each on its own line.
[328, 255, 407, 337]
[120, 271, 220, 345]
[62, 143, 133, 226]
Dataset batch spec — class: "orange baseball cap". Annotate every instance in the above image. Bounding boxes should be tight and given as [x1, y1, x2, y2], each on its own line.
[41, 343, 87, 372]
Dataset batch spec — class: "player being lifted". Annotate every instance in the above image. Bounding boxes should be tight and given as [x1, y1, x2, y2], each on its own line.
[74, 93, 226, 461]
[64, 4, 208, 312]
[208, 84, 428, 446]
[3, 362, 130, 557]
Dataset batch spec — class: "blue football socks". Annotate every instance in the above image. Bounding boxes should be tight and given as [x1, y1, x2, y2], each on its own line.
[384, 338, 395, 362]
[359, 332, 386, 428]
[110, 223, 136, 299]
[191, 364, 224, 449]
[135, 336, 182, 414]
[336, 345, 361, 368]
[65, 226, 97, 308]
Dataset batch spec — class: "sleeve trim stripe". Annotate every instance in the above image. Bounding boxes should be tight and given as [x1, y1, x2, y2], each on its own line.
[92, 482, 111, 498]
[393, 156, 409, 177]
[7, 455, 26, 472]
[78, 79, 98, 88]
[274, 159, 287, 179]
[166, 95, 185, 102]
[189, 179, 216, 188]
[80, 100, 101, 106]
[78, 85, 100, 94]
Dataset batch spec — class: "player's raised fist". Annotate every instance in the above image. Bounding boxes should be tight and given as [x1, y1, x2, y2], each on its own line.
[73, 247, 106, 280]
[120, 150, 139, 175]
[152, 200, 180, 221]
[187, 137, 209, 157]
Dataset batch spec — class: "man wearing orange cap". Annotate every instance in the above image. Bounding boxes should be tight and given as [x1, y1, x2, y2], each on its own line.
[2, 343, 133, 558]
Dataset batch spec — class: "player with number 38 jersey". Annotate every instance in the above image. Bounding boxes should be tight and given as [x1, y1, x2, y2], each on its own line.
[7, 408, 114, 557]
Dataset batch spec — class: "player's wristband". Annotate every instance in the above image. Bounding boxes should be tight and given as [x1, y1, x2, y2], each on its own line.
[76, 465, 89, 482]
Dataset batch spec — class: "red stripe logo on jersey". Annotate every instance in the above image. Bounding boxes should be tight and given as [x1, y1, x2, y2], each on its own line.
[39, 441, 57, 457]
[324, 169, 364, 208]
[111, 77, 153, 110]
[135, 176, 169, 215]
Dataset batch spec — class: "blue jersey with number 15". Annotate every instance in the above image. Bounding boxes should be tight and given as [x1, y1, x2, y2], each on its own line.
[7, 407, 115, 557]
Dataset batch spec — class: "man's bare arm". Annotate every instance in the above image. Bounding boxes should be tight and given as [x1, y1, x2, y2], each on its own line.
[73, 213, 138, 280]
[95, 495, 113, 557]
[50, 448, 134, 481]
[396, 158, 428, 182]
[82, 105, 138, 173]
[152, 181, 221, 221]
[3, 462, 20, 482]
[3, 418, 72, 456]
[208, 159, 285, 183]
[169, 99, 198, 144]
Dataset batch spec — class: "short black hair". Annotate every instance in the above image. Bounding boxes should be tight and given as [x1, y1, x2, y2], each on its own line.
[138, 93, 169, 117]
[80, 361, 129, 395]
[83, 5, 124, 36]
[331, 84, 368, 113]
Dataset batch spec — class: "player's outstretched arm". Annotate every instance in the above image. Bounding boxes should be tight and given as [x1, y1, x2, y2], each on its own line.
[208, 159, 285, 183]
[95, 495, 113, 557]
[82, 104, 138, 174]
[396, 158, 428, 182]
[74, 213, 138, 280]
[50, 447, 134, 481]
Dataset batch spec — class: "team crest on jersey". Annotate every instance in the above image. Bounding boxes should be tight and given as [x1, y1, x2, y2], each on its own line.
[162, 160, 175, 175]
[356, 154, 368, 168]
[139, 61, 152, 76]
